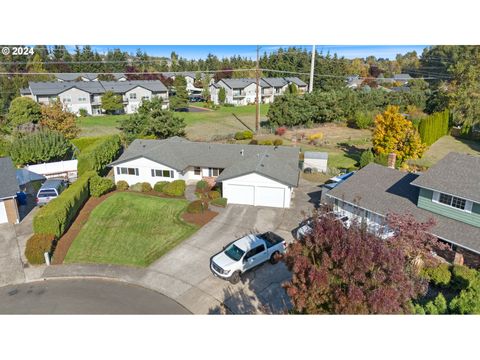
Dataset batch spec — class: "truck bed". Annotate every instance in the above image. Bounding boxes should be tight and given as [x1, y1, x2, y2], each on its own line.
[258, 232, 284, 248]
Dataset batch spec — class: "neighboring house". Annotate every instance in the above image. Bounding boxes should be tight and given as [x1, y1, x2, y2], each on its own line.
[0, 157, 20, 225]
[54, 73, 127, 82]
[25, 160, 78, 182]
[324, 152, 480, 264]
[109, 137, 300, 208]
[21, 80, 169, 115]
[303, 152, 328, 173]
[284, 77, 308, 93]
[393, 73, 413, 85]
[262, 77, 288, 102]
[346, 75, 363, 89]
[162, 72, 214, 94]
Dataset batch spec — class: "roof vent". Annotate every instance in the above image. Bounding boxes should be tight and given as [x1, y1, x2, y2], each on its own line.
[240, 149, 244, 156]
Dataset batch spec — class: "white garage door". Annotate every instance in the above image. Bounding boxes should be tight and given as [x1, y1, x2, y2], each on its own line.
[0, 201, 8, 224]
[255, 186, 285, 208]
[225, 184, 255, 205]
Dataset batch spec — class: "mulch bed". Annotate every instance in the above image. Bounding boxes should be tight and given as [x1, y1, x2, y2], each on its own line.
[51, 190, 216, 264]
[182, 210, 218, 227]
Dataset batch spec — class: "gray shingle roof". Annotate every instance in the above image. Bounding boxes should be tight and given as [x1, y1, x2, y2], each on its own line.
[219, 78, 271, 89]
[304, 151, 328, 160]
[411, 152, 480, 203]
[262, 77, 288, 88]
[27, 80, 167, 96]
[284, 77, 307, 87]
[110, 138, 300, 187]
[53, 73, 126, 81]
[326, 163, 480, 253]
[0, 157, 19, 199]
[394, 74, 412, 80]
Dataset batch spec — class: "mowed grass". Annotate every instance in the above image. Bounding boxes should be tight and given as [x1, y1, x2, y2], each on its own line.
[65, 192, 198, 267]
[77, 114, 127, 137]
[411, 135, 480, 168]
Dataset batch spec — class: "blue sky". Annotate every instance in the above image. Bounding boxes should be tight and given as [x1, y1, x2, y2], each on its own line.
[65, 45, 428, 60]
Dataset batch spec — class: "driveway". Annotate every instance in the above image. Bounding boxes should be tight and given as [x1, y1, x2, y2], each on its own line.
[0, 223, 25, 287]
[146, 179, 321, 314]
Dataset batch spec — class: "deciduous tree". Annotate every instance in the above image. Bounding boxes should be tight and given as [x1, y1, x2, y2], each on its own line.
[101, 90, 124, 114]
[40, 101, 80, 139]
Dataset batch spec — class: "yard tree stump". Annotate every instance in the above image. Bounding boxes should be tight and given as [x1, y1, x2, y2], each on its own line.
[453, 251, 464, 266]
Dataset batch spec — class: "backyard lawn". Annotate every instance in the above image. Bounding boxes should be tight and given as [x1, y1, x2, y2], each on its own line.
[77, 114, 126, 137]
[64, 192, 198, 267]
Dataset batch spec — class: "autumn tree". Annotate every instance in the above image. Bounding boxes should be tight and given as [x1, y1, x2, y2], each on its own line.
[283, 213, 428, 314]
[372, 105, 426, 163]
[40, 101, 80, 139]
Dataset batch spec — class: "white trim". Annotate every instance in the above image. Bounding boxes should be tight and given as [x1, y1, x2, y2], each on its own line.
[431, 190, 472, 214]
[417, 185, 478, 205]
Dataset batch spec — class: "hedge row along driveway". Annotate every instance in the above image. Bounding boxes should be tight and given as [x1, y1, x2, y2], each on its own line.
[64, 192, 198, 267]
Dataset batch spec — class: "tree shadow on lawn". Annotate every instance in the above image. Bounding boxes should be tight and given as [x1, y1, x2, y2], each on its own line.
[336, 142, 365, 168]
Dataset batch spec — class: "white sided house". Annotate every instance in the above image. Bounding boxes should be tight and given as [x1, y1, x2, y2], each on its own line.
[21, 80, 169, 115]
[109, 137, 300, 208]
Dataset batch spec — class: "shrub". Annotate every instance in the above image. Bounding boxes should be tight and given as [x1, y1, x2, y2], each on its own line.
[141, 182, 152, 192]
[208, 190, 221, 200]
[354, 112, 374, 129]
[186, 199, 209, 214]
[77, 134, 122, 176]
[130, 183, 144, 192]
[116, 180, 129, 191]
[9, 130, 73, 166]
[90, 175, 115, 197]
[259, 140, 273, 145]
[275, 126, 287, 136]
[452, 265, 479, 289]
[249, 139, 258, 145]
[79, 108, 88, 117]
[307, 132, 323, 144]
[196, 180, 209, 192]
[420, 264, 451, 286]
[359, 149, 375, 168]
[154, 181, 169, 192]
[424, 301, 439, 315]
[413, 303, 425, 315]
[449, 286, 480, 314]
[234, 130, 253, 140]
[273, 139, 283, 146]
[33, 171, 96, 238]
[211, 197, 228, 208]
[433, 293, 448, 314]
[25, 234, 55, 265]
[162, 180, 186, 197]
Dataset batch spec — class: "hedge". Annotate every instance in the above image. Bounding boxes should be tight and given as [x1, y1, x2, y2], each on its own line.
[418, 109, 450, 146]
[154, 181, 169, 192]
[211, 197, 228, 207]
[130, 183, 144, 192]
[90, 175, 115, 197]
[71, 135, 109, 153]
[162, 180, 186, 197]
[234, 130, 254, 140]
[25, 234, 55, 265]
[141, 182, 152, 192]
[33, 171, 96, 238]
[77, 134, 122, 176]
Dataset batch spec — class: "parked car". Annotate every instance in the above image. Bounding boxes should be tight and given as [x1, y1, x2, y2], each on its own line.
[35, 179, 68, 206]
[210, 232, 287, 284]
[322, 171, 355, 190]
[295, 212, 350, 240]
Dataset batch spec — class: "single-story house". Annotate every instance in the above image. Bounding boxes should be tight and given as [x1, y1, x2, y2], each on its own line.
[0, 157, 20, 224]
[324, 153, 480, 265]
[303, 151, 328, 173]
[25, 160, 78, 182]
[109, 137, 300, 208]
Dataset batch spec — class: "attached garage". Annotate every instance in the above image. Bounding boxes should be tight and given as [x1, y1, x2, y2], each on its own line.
[0, 201, 8, 224]
[221, 173, 293, 208]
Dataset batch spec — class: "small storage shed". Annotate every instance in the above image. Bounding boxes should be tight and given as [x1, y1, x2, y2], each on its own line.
[303, 152, 328, 173]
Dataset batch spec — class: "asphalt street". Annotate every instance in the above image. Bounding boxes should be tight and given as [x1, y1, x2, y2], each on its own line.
[0, 279, 191, 314]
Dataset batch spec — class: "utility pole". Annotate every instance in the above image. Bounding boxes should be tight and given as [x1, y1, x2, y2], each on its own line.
[309, 44, 316, 93]
[255, 45, 260, 132]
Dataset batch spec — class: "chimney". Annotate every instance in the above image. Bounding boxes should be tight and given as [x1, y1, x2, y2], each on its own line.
[387, 152, 396, 169]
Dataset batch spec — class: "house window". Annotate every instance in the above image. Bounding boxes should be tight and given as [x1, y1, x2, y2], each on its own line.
[194, 167, 201, 175]
[142, 96, 150, 101]
[437, 192, 467, 210]
[151, 169, 174, 178]
[208, 168, 223, 177]
[117, 167, 139, 176]
[78, 97, 87, 102]
[129, 93, 137, 100]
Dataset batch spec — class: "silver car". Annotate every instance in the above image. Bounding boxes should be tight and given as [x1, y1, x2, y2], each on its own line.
[35, 179, 67, 206]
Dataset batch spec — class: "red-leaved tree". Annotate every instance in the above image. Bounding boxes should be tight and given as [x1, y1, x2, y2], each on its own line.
[283, 213, 430, 314]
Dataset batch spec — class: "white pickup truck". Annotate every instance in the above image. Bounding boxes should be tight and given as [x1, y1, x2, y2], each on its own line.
[210, 232, 287, 284]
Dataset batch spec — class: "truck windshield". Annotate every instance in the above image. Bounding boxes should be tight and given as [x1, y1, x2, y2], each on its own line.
[224, 244, 245, 261]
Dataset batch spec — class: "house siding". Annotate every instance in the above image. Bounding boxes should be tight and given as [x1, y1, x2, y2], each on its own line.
[417, 188, 480, 227]
[113, 157, 181, 186]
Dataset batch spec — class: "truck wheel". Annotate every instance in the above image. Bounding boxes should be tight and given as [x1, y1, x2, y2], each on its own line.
[270, 251, 280, 264]
[229, 271, 241, 284]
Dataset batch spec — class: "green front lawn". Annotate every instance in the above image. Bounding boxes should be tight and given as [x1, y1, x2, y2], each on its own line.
[65, 192, 198, 267]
